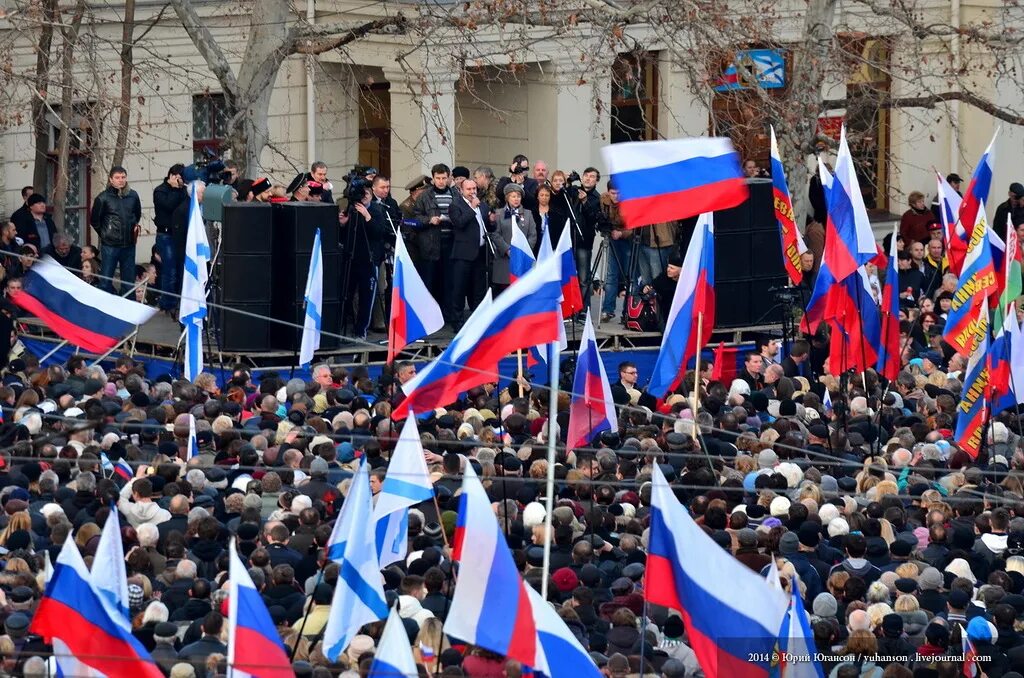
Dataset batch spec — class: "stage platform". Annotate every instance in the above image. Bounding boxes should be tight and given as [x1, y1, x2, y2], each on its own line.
[18, 310, 779, 372]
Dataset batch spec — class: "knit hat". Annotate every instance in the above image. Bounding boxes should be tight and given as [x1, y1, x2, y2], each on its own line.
[737, 528, 758, 548]
[812, 592, 838, 618]
[770, 496, 791, 517]
[966, 617, 998, 644]
[552, 567, 579, 593]
[779, 532, 799, 555]
[128, 583, 145, 612]
[918, 567, 943, 591]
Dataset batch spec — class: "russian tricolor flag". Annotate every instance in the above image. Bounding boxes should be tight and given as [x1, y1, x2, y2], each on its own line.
[113, 459, 133, 482]
[446, 462, 540, 667]
[958, 130, 997, 245]
[823, 126, 878, 283]
[647, 212, 715, 398]
[769, 126, 808, 286]
[989, 222, 1020, 414]
[602, 138, 748, 229]
[12, 256, 156, 353]
[646, 464, 789, 678]
[827, 267, 880, 375]
[567, 311, 618, 451]
[31, 535, 163, 678]
[446, 463, 600, 677]
[876, 224, 901, 380]
[389, 236, 445, 363]
[395, 254, 563, 419]
[509, 217, 536, 285]
[936, 171, 966, 274]
[801, 159, 838, 335]
[227, 540, 293, 678]
[554, 222, 584, 317]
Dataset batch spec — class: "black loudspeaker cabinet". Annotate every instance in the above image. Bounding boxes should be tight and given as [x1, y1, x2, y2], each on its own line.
[712, 179, 787, 328]
[218, 204, 274, 350]
[271, 202, 342, 351]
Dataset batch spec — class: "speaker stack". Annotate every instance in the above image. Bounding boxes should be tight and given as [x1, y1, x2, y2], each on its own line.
[713, 179, 788, 328]
[270, 202, 341, 352]
[217, 202, 340, 353]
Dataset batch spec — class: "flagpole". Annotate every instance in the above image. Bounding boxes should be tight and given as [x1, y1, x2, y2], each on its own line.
[541, 340, 559, 601]
[692, 313, 703, 438]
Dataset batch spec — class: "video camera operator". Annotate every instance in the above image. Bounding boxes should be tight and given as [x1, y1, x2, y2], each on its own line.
[339, 180, 386, 340]
[496, 154, 538, 212]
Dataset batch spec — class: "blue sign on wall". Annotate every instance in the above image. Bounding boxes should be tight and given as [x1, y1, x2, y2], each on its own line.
[715, 49, 786, 92]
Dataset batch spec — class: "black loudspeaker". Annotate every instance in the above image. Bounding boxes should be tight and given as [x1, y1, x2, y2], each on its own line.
[713, 180, 788, 328]
[270, 203, 342, 352]
[219, 204, 274, 351]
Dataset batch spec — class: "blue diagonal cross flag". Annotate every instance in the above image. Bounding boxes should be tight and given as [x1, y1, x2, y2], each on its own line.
[300, 228, 323, 366]
[323, 458, 388, 661]
[372, 413, 435, 567]
[179, 183, 210, 382]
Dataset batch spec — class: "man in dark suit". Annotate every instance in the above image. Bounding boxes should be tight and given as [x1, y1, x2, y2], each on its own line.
[448, 178, 491, 329]
[13, 194, 56, 253]
[781, 339, 811, 379]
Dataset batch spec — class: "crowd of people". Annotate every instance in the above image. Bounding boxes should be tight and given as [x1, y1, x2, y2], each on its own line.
[2, 154, 1024, 678]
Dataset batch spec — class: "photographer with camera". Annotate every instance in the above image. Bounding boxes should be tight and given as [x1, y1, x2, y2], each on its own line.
[448, 179, 491, 330]
[152, 164, 189, 315]
[496, 154, 539, 212]
[412, 164, 458, 322]
[340, 182, 386, 340]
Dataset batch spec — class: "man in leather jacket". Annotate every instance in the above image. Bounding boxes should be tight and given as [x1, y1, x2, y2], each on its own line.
[152, 164, 188, 312]
[90, 165, 142, 294]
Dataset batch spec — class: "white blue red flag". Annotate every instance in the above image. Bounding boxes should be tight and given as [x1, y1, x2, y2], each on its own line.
[396, 254, 563, 419]
[936, 171, 965, 273]
[769, 126, 808, 286]
[647, 212, 715, 398]
[446, 463, 600, 676]
[555, 222, 584, 317]
[227, 539, 293, 678]
[388, 235, 445, 363]
[602, 138, 748, 229]
[646, 464, 789, 678]
[373, 413, 434, 567]
[800, 160, 837, 335]
[527, 221, 567, 381]
[509, 215, 536, 284]
[11, 256, 156, 353]
[179, 183, 210, 382]
[876, 224, 901, 380]
[954, 297, 990, 458]
[31, 535, 163, 677]
[826, 267, 880, 375]
[187, 413, 199, 461]
[955, 130, 998, 274]
[299, 228, 323, 366]
[93, 506, 130, 629]
[774, 578, 825, 678]
[567, 311, 617, 450]
[823, 126, 877, 282]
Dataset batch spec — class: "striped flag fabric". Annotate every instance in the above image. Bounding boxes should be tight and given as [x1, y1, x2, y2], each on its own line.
[179, 183, 211, 382]
[769, 126, 808, 286]
[646, 463, 789, 678]
[567, 311, 617, 451]
[509, 216, 537, 284]
[776, 580, 825, 678]
[369, 606, 419, 678]
[876, 224, 901, 380]
[299, 228, 323, 366]
[372, 414, 434, 568]
[990, 220, 1021, 414]
[187, 414, 199, 461]
[936, 171, 965, 274]
[10, 256, 156, 353]
[92, 506, 131, 629]
[31, 536, 163, 677]
[823, 126, 878, 283]
[388, 235, 445, 363]
[943, 204, 997, 355]
[322, 459, 388, 660]
[954, 297, 990, 458]
[602, 137, 748, 229]
[647, 212, 715, 398]
[554, 222, 584, 317]
[227, 540, 293, 677]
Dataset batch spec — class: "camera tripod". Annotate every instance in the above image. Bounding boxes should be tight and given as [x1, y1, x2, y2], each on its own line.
[589, 229, 633, 327]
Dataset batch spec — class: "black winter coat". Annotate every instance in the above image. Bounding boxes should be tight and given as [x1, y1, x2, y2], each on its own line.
[153, 181, 188, 235]
[91, 185, 142, 247]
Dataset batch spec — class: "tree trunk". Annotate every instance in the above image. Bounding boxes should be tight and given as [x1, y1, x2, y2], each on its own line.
[111, 0, 136, 168]
[50, 0, 86, 233]
[779, 0, 837, 227]
[30, 0, 59, 192]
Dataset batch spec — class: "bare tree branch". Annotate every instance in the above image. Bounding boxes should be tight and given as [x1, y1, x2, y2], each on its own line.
[824, 90, 1024, 126]
[291, 15, 408, 55]
[112, 0, 136, 168]
[167, 0, 238, 98]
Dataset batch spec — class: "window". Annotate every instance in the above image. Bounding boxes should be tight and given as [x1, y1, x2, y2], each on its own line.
[611, 52, 659, 144]
[45, 103, 95, 245]
[358, 83, 391, 179]
[192, 93, 230, 163]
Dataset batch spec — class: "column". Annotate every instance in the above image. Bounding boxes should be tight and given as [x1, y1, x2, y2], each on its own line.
[384, 67, 457, 181]
[526, 58, 611, 174]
